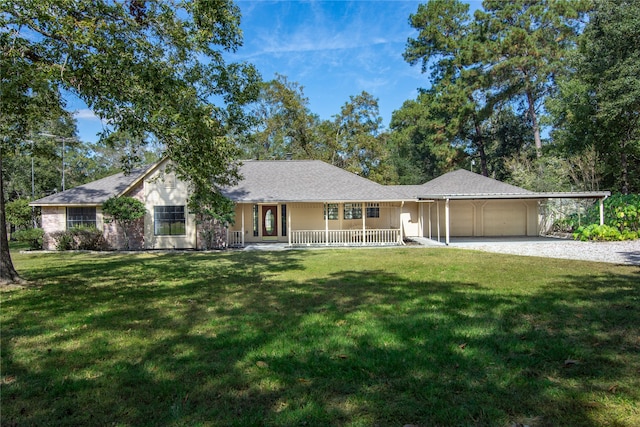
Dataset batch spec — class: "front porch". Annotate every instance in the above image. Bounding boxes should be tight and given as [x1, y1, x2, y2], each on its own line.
[228, 228, 402, 247]
[227, 201, 405, 248]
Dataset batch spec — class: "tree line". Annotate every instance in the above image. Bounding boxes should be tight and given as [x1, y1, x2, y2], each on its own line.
[239, 0, 639, 194]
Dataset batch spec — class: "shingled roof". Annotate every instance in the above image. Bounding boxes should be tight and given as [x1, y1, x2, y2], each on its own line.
[415, 169, 535, 198]
[31, 161, 608, 207]
[222, 160, 403, 202]
[31, 166, 152, 206]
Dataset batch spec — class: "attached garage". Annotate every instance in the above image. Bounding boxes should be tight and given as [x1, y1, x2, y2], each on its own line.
[481, 200, 532, 236]
[428, 199, 539, 238]
[449, 201, 474, 236]
[410, 169, 609, 244]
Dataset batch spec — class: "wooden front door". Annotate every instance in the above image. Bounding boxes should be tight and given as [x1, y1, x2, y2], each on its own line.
[261, 205, 278, 238]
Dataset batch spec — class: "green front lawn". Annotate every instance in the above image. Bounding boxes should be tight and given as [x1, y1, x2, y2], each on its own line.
[2, 248, 639, 426]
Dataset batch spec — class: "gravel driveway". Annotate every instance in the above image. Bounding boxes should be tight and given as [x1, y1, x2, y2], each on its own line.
[246, 237, 639, 265]
[446, 237, 640, 265]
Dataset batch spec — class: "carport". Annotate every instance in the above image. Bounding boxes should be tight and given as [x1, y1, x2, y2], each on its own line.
[420, 191, 610, 245]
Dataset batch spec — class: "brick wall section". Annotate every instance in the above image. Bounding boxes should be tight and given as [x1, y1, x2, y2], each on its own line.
[196, 216, 228, 250]
[102, 182, 145, 250]
[126, 182, 145, 249]
[41, 207, 66, 250]
[102, 220, 119, 250]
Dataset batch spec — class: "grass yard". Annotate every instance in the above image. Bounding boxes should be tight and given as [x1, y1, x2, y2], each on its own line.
[1, 247, 639, 426]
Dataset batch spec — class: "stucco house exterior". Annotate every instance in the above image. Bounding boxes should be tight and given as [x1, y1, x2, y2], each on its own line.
[30, 158, 610, 250]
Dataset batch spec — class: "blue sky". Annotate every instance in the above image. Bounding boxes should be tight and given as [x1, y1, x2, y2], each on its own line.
[235, 0, 426, 123]
[71, 1, 478, 142]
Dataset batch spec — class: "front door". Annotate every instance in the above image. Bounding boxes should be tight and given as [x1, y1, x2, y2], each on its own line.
[261, 205, 278, 239]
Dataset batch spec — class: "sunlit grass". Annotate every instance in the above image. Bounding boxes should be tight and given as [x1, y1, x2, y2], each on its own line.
[2, 247, 639, 426]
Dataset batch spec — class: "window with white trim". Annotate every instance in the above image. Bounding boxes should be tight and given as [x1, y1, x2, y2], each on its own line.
[324, 203, 338, 220]
[154, 206, 186, 235]
[344, 203, 362, 220]
[366, 203, 380, 218]
[66, 207, 96, 229]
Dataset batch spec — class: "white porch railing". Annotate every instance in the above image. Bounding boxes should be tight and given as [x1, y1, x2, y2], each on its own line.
[290, 229, 401, 246]
[228, 230, 244, 247]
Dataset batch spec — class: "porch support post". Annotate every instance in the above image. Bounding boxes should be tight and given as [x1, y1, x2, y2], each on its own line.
[325, 203, 329, 246]
[445, 198, 450, 246]
[419, 202, 424, 237]
[362, 202, 366, 245]
[241, 205, 245, 247]
[436, 201, 441, 242]
[599, 197, 605, 226]
[399, 201, 404, 244]
[288, 204, 292, 246]
[428, 203, 432, 239]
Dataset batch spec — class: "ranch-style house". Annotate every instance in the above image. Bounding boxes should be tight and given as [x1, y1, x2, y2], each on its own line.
[30, 158, 610, 250]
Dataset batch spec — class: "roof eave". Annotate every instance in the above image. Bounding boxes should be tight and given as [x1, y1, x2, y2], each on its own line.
[418, 191, 610, 200]
[231, 198, 411, 204]
[29, 202, 103, 207]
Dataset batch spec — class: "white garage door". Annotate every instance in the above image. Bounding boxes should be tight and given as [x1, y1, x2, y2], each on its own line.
[450, 202, 475, 236]
[482, 201, 527, 236]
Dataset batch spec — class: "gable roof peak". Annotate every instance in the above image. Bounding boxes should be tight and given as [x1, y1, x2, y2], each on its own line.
[30, 162, 159, 206]
[420, 168, 534, 195]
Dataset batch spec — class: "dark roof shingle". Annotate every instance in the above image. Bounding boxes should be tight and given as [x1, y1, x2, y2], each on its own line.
[416, 169, 534, 197]
[31, 166, 151, 206]
[222, 160, 402, 202]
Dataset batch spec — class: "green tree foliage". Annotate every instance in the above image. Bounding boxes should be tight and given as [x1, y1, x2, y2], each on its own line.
[95, 130, 163, 175]
[2, 113, 82, 203]
[549, 0, 640, 193]
[331, 92, 394, 183]
[1, 15, 66, 282]
[400, 0, 588, 186]
[5, 198, 32, 230]
[476, 0, 589, 158]
[3, 123, 161, 210]
[506, 145, 603, 193]
[482, 108, 534, 182]
[0, 0, 261, 283]
[505, 152, 574, 192]
[389, 92, 465, 184]
[602, 194, 640, 234]
[403, 0, 492, 176]
[244, 74, 322, 160]
[102, 196, 147, 250]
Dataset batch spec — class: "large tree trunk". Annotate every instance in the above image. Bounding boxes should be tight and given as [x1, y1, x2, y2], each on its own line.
[0, 146, 24, 285]
[526, 90, 543, 158]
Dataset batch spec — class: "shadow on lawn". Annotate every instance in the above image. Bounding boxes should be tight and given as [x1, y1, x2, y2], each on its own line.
[2, 251, 639, 426]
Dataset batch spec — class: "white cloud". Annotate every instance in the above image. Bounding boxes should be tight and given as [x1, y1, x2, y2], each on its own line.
[73, 108, 103, 121]
[356, 76, 390, 92]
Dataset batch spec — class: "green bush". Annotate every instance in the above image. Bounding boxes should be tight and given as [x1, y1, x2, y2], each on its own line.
[605, 194, 640, 232]
[573, 224, 623, 241]
[12, 228, 44, 250]
[50, 227, 108, 251]
[51, 231, 74, 251]
[72, 226, 108, 250]
[557, 194, 640, 240]
[552, 215, 582, 233]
